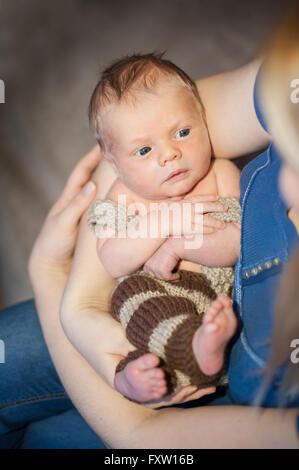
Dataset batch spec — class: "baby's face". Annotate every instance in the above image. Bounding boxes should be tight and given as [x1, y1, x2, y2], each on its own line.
[101, 83, 212, 200]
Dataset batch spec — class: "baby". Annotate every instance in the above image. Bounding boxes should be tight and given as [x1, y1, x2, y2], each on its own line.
[87, 53, 241, 403]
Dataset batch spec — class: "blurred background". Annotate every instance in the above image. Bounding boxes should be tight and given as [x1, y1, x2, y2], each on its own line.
[0, 0, 292, 307]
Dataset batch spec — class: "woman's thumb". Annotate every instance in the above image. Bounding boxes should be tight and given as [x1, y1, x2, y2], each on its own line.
[61, 180, 97, 227]
[82, 181, 96, 197]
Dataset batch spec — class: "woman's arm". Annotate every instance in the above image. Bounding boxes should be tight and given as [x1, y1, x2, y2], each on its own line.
[32, 277, 299, 449]
[59, 158, 135, 385]
[29, 146, 298, 449]
[197, 59, 271, 159]
[29, 283, 299, 449]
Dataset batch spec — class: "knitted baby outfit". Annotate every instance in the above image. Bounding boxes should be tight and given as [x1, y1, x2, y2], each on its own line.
[88, 196, 241, 398]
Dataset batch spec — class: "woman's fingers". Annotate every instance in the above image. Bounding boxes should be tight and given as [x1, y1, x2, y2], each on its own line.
[69, 144, 102, 181]
[58, 180, 97, 229]
[158, 385, 216, 407]
[166, 386, 199, 405]
[178, 386, 216, 404]
[62, 145, 101, 198]
[51, 146, 102, 215]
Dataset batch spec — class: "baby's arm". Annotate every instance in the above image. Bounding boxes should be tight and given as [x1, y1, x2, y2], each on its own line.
[144, 220, 240, 280]
[180, 158, 241, 266]
[144, 160, 241, 277]
[97, 181, 170, 278]
[160, 221, 240, 268]
[97, 185, 225, 278]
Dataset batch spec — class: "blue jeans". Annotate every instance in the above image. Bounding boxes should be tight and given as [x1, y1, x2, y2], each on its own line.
[0, 299, 107, 449]
[0, 299, 234, 449]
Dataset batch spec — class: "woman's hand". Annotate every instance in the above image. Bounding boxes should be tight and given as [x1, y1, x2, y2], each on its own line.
[28, 145, 102, 287]
[145, 384, 216, 409]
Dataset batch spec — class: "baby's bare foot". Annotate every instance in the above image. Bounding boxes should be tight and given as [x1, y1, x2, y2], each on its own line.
[192, 295, 237, 376]
[114, 353, 168, 403]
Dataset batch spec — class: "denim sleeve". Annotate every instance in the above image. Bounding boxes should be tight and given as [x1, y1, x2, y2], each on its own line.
[253, 65, 268, 133]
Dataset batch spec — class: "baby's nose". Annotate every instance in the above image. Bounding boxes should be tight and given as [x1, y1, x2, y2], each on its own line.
[159, 144, 182, 166]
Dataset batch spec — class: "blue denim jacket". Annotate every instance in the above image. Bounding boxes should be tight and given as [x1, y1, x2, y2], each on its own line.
[228, 72, 299, 407]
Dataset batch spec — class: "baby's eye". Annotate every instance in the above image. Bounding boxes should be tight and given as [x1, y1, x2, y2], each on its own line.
[176, 128, 190, 139]
[136, 146, 151, 157]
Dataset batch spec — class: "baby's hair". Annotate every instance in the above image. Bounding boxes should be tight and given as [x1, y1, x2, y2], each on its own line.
[260, 1, 299, 174]
[89, 52, 203, 151]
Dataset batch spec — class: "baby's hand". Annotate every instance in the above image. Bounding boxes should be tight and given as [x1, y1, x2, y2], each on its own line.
[143, 240, 180, 281]
[162, 194, 227, 237]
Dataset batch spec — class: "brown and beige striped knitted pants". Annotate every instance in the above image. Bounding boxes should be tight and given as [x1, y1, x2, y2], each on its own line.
[111, 268, 227, 396]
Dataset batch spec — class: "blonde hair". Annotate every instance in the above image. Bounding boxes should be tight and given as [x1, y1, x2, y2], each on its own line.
[260, 2, 299, 174]
[88, 52, 203, 151]
[256, 2, 299, 406]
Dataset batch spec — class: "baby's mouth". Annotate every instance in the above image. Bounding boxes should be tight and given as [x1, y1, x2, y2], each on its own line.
[164, 169, 188, 182]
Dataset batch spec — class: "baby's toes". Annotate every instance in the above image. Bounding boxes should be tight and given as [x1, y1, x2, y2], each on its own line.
[203, 302, 221, 323]
[151, 373, 167, 388]
[152, 380, 168, 398]
[154, 379, 168, 393]
[203, 309, 217, 324]
[213, 296, 227, 310]
[224, 306, 238, 330]
[152, 367, 165, 380]
[218, 294, 232, 308]
[205, 295, 232, 321]
[137, 353, 161, 370]
[125, 354, 159, 380]
[148, 370, 167, 395]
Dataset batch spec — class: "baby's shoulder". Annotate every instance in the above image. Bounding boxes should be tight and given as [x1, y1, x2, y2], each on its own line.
[212, 157, 239, 175]
[88, 179, 140, 238]
[212, 158, 241, 198]
[106, 178, 137, 206]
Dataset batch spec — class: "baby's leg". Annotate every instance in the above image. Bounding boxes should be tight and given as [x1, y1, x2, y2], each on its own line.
[111, 270, 222, 402]
[192, 294, 237, 376]
[111, 274, 173, 402]
[114, 351, 168, 403]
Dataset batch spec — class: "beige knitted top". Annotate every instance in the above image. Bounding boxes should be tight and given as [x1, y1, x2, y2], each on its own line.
[87, 196, 241, 297]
